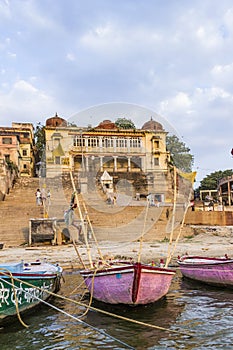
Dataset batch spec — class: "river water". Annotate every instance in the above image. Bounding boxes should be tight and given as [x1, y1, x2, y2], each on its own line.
[1, 270, 233, 350]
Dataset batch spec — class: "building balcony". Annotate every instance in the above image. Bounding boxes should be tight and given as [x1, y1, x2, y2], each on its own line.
[70, 146, 145, 154]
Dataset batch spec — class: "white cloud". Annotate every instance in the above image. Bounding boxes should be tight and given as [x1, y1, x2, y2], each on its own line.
[195, 24, 221, 48]
[211, 63, 233, 87]
[80, 22, 162, 56]
[80, 22, 124, 52]
[0, 79, 57, 125]
[7, 51, 16, 58]
[194, 86, 231, 102]
[0, 0, 10, 19]
[159, 92, 193, 127]
[13, 80, 38, 94]
[66, 53, 76, 61]
[223, 7, 233, 33]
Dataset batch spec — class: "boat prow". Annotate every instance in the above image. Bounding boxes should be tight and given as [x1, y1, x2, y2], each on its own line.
[80, 262, 175, 305]
[0, 260, 63, 325]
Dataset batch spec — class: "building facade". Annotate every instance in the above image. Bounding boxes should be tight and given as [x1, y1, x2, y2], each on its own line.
[0, 122, 35, 177]
[44, 114, 171, 198]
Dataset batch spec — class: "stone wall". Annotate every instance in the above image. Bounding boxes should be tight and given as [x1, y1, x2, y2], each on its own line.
[0, 160, 17, 200]
[185, 209, 233, 226]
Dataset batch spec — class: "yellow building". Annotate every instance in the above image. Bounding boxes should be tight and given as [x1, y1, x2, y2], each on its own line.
[44, 114, 171, 198]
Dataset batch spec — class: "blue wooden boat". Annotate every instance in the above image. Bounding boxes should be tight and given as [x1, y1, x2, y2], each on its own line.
[0, 260, 62, 325]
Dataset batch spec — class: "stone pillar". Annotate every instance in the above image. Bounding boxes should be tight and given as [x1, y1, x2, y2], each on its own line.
[86, 156, 89, 171]
[127, 138, 130, 152]
[70, 155, 74, 171]
[113, 156, 117, 171]
[84, 137, 88, 152]
[100, 156, 103, 172]
[80, 176, 88, 193]
[99, 136, 103, 152]
[228, 180, 231, 205]
[141, 156, 146, 172]
[219, 186, 222, 205]
[113, 137, 117, 151]
[128, 157, 131, 171]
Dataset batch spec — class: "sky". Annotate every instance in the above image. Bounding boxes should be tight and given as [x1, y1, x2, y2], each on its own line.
[1, 0, 233, 187]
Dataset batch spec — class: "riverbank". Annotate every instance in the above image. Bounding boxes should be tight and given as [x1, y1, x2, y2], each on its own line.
[1, 229, 232, 269]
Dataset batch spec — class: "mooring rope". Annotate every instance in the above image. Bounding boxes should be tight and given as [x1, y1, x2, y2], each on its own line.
[0, 271, 193, 338]
[0, 268, 28, 328]
[0, 275, 134, 349]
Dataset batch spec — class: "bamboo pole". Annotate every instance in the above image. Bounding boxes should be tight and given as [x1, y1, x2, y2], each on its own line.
[69, 171, 93, 268]
[81, 200, 104, 262]
[165, 168, 195, 267]
[167, 185, 193, 266]
[165, 166, 177, 268]
[137, 198, 150, 263]
[71, 237, 86, 269]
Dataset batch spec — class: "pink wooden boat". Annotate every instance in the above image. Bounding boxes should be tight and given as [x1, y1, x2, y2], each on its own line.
[177, 255, 233, 288]
[80, 262, 175, 305]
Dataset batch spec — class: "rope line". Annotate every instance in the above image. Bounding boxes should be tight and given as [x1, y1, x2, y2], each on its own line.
[0, 268, 29, 328]
[0, 271, 193, 337]
[0, 275, 134, 350]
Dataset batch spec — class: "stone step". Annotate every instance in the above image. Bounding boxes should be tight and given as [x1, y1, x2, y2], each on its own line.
[0, 175, 182, 247]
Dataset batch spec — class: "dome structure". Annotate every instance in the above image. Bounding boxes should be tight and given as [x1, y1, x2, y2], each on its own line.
[46, 113, 67, 127]
[142, 117, 164, 131]
[95, 120, 118, 130]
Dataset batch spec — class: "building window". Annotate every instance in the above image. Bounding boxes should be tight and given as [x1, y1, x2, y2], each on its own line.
[116, 138, 127, 147]
[87, 137, 99, 147]
[23, 149, 27, 156]
[73, 136, 85, 147]
[2, 137, 12, 144]
[5, 154, 10, 162]
[55, 156, 60, 164]
[154, 157, 159, 166]
[154, 140, 159, 149]
[23, 164, 27, 169]
[103, 138, 113, 148]
[53, 137, 60, 148]
[130, 138, 141, 148]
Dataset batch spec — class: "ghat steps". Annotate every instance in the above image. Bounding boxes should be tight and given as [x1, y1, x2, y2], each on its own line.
[0, 176, 190, 247]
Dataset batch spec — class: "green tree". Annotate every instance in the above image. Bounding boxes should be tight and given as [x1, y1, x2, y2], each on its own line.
[198, 169, 233, 190]
[115, 117, 135, 129]
[34, 122, 45, 162]
[166, 134, 194, 172]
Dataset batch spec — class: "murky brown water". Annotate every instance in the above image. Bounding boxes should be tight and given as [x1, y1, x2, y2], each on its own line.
[1, 270, 233, 349]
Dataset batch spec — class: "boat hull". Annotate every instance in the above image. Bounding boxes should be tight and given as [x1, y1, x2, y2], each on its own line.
[0, 262, 62, 323]
[80, 263, 175, 305]
[177, 256, 233, 288]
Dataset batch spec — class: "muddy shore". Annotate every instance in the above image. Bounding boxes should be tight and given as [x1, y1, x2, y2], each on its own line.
[1, 228, 232, 269]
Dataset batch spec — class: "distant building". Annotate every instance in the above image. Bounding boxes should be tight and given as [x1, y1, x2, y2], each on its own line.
[44, 114, 171, 199]
[218, 175, 233, 205]
[0, 122, 35, 177]
[199, 190, 218, 201]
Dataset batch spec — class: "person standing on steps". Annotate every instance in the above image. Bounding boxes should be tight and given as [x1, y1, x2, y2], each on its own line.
[35, 189, 42, 206]
[47, 190, 51, 206]
[41, 188, 47, 206]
